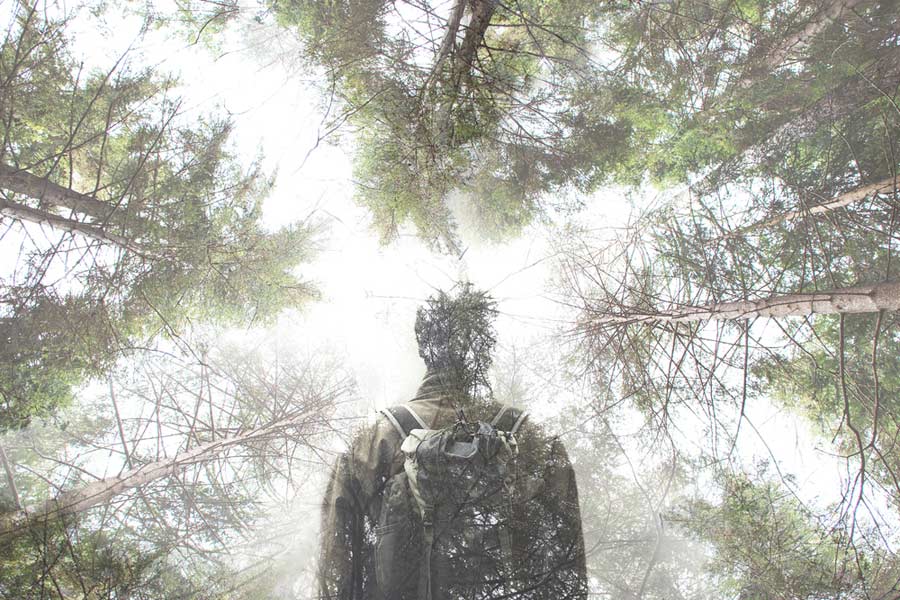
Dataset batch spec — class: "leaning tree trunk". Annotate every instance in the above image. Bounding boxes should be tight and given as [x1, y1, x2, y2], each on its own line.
[452, 0, 498, 84]
[432, 0, 467, 77]
[738, 0, 868, 88]
[0, 443, 21, 511]
[762, 0, 867, 71]
[0, 163, 127, 224]
[718, 177, 897, 241]
[0, 407, 317, 539]
[0, 164, 163, 258]
[692, 50, 900, 200]
[580, 280, 900, 329]
[433, 0, 499, 138]
[0, 196, 160, 259]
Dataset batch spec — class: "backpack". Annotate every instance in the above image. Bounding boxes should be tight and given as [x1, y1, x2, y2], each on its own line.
[375, 403, 529, 600]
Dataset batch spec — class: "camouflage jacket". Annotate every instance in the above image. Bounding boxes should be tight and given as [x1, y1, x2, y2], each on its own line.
[317, 372, 588, 599]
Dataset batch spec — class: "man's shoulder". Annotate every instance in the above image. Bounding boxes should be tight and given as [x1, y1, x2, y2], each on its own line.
[360, 398, 565, 452]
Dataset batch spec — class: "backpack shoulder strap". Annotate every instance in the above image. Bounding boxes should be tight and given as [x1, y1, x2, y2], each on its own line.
[379, 404, 428, 438]
[491, 404, 529, 434]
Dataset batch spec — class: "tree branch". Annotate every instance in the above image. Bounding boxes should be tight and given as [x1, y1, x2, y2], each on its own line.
[0, 163, 125, 224]
[0, 195, 162, 259]
[580, 280, 900, 327]
[0, 406, 319, 539]
[717, 177, 897, 241]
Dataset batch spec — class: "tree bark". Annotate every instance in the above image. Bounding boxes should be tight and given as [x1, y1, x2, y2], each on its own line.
[692, 51, 900, 200]
[0, 443, 21, 511]
[452, 0, 498, 85]
[718, 177, 896, 240]
[0, 196, 160, 259]
[580, 280, 900, 327]
[435, 0, 467, 70]
[432, 0, 498, 139]
[0, 407, 317, 539]
[764, 0, 867, 70]
[0, 163, 122, 223]
[419, 0, 468, 115]
[738, 0, 867, 87]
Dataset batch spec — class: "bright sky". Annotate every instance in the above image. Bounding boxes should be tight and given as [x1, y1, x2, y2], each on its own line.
[68, 9, 620, 411]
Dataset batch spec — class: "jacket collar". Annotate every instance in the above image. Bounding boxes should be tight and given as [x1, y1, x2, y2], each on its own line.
[411, 369, 447, 401]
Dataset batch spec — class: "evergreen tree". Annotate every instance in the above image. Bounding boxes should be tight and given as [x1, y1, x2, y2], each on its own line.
[149, 0, 896, 249]
[0, 338, 353, 599]
[0, 5, 317, 431]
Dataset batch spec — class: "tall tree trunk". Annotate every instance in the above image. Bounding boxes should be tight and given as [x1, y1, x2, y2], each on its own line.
[718, 177, 897, 240]
[580, 280, 900, 327]
[434, 0, 499, 139]
[435, 0, 467, 72]
[694, 50, 900, 199]
[419, 0, 468, 126]
[769, 47, 900, 135]
[0, 196, 160, 259]
[0, 163, 123, 223]
[0, 443, 21, 511]
[763, 0, 867, 70]
[739, 0, 868, 87]
[0, 407, 317, 539]
[451, 0, 498, 86]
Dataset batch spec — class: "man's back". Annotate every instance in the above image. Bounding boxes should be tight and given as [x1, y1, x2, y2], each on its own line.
[317, 373, 588, 599]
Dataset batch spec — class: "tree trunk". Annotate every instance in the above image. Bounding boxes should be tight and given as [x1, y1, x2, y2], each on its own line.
[580, 280, 900, 327]
[739, 0, 867, 87]
[0, 163, 123, 223]
[0, 407, 317, 539]
[435, 0, 467, 70]
[433, 0, 498, 139]
[0, 196, 160, 259]
[452, 0, 497, 84]
[419, 0, 468, 116]
[694, 51, 900, 199]
[0, 443, 21, 511]
[770, 47, 900, 136]
[764, 0, 867, 70]
[718, 177, 896, 240]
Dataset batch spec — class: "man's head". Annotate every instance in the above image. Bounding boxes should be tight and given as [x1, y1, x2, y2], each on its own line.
[415, 283, 497, 399]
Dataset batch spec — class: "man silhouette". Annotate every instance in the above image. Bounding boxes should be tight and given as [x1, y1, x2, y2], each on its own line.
[317, 285, 587, 599]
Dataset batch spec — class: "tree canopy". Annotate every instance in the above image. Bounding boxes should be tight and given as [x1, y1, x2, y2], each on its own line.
[251, 0, 897, 251]
[0, 4, 317, 432]
[2, 0, 899, 598]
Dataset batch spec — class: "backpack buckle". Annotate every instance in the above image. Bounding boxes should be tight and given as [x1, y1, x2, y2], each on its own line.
[421, 506, 434, 527]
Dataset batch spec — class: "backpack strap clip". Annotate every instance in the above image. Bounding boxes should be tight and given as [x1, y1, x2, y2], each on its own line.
[491, 404, 529, 434]
[381, 403, 527, 437]
[379, 404, 428, 438]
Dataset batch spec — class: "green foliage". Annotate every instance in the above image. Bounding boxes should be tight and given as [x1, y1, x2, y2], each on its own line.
[0, 337, 348, 599]
[0, 516, 220, 599]
[0, 7, 317, 431]
[560, 9, 900, 599]
[754, 312, 900, 510]
[678, 471, 900, 599]
[415, 283, 498, 401]
[147, 0, 899, 248]
[352, 122, 461, 248]
[270, 0, 387, 73]
[263, 0, 625, 246]
[0, 292, 117, 431]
